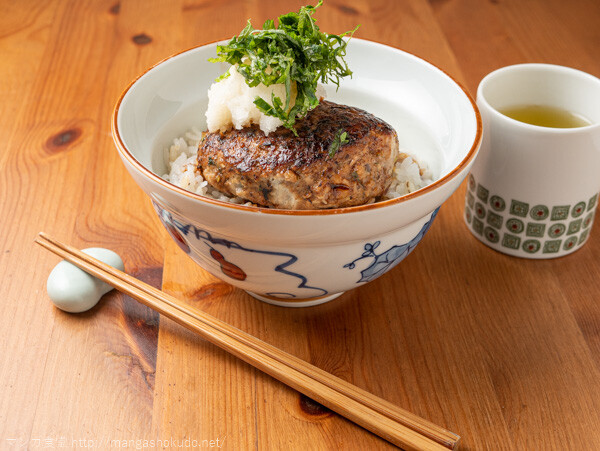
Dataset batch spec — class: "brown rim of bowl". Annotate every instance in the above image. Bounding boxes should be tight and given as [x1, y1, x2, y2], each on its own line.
[112, 39, 482, 216]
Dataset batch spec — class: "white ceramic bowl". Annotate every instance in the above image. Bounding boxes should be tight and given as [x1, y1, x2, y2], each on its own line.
[112, 39, 482, 307]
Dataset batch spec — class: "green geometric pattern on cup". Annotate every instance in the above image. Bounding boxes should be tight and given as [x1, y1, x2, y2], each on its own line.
[484, 226, 500, 243]
[506, 218, 524, 234]
[469, 174, 476, 191]
[579, 229, 590, 244]
[563, 236, 578, 251]
[526, 222, 546, 237]
[572, 202, 586, 218]
[530, 205, 549, 221]
[543, 240, 561, 254]
[548, 223, 566, 238]
[489, 195, 506, 212]
[486, 211, 503, 229]
[472, 217, 484, 235]
[588, 194, 598, 211]
[502, 233, 521, 250]
[475, 202, 486, 219]
[464, 173, 599, 255]
[510, 200, 529, 217]
[464, 207, 472, 224]
[477, 184, 489, 203]
[551, 205, 570, 220]
[568, 219, 582, 235]
[522, 239, 541, 254]
[467, 191, 475, 208]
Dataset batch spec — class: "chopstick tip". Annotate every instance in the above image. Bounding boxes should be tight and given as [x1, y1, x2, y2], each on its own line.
[35, 232, 48, 246]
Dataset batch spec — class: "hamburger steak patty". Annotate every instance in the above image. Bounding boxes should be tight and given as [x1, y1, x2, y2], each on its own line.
[197, 100, 399, 209]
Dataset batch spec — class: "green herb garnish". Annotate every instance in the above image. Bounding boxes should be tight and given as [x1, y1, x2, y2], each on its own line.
[329, 128, 349, 157]
[209, 1, 358, 133]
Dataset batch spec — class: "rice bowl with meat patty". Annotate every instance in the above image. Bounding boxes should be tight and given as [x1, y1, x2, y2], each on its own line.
[112, 3, 481, 305]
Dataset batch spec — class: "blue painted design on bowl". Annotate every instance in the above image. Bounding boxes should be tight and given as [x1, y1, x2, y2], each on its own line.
[152, 201, 328, 298]
[344, 208, 439, 283]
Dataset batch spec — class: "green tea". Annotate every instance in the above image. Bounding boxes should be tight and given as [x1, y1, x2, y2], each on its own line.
[499, 104, 591, 128]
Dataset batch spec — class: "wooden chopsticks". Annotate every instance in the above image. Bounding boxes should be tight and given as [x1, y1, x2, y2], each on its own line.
[35, 232, 460, 451]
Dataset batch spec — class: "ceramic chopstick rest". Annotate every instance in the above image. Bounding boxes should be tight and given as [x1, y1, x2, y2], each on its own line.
[46, 248, 124, 312]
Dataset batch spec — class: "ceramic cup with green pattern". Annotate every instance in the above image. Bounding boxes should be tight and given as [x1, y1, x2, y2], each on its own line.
[465, 64, 600, 258]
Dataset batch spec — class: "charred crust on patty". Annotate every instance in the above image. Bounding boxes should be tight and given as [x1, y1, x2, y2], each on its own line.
[197, 100, 399, 209]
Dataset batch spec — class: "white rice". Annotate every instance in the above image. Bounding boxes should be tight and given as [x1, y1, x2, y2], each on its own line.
[385, 152, 434, 199]
[162, 129, 433, 207]
[161, 128, 253, 205]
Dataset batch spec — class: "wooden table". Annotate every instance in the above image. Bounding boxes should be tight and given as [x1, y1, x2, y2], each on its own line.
[2, 0, 599, 449]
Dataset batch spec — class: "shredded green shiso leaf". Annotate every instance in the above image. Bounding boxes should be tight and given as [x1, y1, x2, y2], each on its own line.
[329, 128, 349, 157]
[209, 1, 358, 133]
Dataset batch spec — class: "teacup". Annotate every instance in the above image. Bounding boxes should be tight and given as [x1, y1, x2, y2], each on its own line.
[465, 64, 600, 258]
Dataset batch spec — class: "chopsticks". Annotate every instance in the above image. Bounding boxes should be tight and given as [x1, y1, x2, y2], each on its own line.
[35, 232, 460, 451]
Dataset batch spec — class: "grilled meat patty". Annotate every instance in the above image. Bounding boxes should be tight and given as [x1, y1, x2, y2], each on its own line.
[197, 100, 399, 209]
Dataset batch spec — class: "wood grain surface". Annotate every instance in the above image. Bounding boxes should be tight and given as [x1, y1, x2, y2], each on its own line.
[1, 0, 599, 449]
